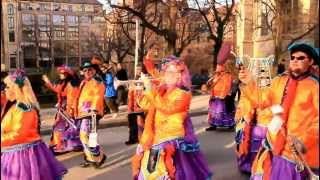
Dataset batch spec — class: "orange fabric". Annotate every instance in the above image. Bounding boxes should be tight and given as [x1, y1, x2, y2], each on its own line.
[144, 57, 160, 79]
[1, 105, 41, 147]
[164, 144, 176, 179]
[210, 72, 233, 98]
[75, 78, 105, 118]
[132, 153, 143, 178]
[46, 82, 78, 116]
[274, 78, 298, 155]
[242, 74, 319, 168]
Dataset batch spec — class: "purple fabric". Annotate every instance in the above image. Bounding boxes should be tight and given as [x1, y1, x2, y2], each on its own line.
[174, 149, 212, 180]
[50, 113, 82, 153]
[1, 140, 67, 180]
[237, 125, 267, 173]
[208, 98, 235, 127]
[137, 115, 212, 180]
[237, 152, 257, 173]
[270, 156, 309, 180]
[80, 118, 102, 160]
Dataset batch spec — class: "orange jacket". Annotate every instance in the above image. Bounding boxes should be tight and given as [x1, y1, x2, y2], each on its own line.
[45, 81, 78, 115]
[242, 74, 319, 168]
[74, 76, 105, 118]
[1, 104, 41, 147]
[210, 72, 233, 99]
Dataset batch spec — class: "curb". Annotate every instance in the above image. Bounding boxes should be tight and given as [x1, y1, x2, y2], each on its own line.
[40, 110, 208, 135]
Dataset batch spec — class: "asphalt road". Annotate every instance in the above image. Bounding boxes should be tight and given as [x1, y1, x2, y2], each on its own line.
[42, 113, 250, 180]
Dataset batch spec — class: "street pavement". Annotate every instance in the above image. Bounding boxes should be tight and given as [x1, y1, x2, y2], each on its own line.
[40, 94, 250, 180]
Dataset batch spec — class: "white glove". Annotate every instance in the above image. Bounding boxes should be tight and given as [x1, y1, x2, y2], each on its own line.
[268, 115, 283, 134]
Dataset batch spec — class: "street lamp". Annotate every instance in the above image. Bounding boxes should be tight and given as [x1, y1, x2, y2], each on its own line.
[134, 18, 140, 78]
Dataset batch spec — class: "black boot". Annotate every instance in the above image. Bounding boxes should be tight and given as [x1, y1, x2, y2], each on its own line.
[80, 157, 94, 168]
[94, 154, 107, 169]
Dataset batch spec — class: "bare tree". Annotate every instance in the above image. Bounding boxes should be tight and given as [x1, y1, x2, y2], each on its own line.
[191, 0, 236, 68]
[105, 0, 204, 56]
[253, 0, 318, 64]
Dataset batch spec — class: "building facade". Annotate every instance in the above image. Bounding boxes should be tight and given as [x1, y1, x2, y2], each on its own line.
[236, 0, 319, 59]
[1, 0, 107, 72]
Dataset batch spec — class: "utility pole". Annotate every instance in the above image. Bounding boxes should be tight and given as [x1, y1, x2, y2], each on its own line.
[134, 18, 140, 78]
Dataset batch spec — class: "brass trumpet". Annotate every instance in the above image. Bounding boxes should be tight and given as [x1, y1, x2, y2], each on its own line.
[289, 135, 319, 180]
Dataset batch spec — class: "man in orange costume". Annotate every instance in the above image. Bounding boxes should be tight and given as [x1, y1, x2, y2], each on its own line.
[239, 43, 319, 179]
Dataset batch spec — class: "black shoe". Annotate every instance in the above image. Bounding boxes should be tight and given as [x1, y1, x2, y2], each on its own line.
[206, 126, 216, 131]
[80, 161, 93, 168]
[125, 140, 138, 145]
[95, 154, 107, 169]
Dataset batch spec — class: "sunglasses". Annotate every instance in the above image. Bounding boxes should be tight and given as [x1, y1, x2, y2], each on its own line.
[290, 56, 308, 61]
[82, 68, 93, 73]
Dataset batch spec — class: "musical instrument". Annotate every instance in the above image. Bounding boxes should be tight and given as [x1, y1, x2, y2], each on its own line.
[88, 111, 98, 148]
[57, 108, 77, 129]
[289, 135, 319, 180]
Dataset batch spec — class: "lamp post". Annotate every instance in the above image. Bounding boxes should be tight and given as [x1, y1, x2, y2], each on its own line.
[134, 18, 140, 78]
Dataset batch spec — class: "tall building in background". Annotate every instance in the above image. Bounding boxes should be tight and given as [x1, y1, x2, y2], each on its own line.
[1, 0, 106, 72]
[236, 0, 319, 59]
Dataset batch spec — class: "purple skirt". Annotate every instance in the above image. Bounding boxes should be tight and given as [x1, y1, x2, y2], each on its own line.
[50, 113, 82, 153]
[208, 98, 235, 127]
[1, 140, 67, 180]
[250, 155, 319, 180]
[138, 116, 212, 180]
[237, 126, 267, 173]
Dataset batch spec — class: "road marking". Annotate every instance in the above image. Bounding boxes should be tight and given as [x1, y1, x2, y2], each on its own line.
[57, 152, 83, 161]
[57, 144, 137, 162]
[87, 156, 132, 179]
[224, 141, 236, 149]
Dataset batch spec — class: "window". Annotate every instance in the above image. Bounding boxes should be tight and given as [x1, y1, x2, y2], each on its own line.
[67, 16, 78, 26]
[54, 27, 65, 40]
[39, 3, 49, 11]
[39, 26, 51, 40]
[80, 16, 91, 24]
[38, 15, 50, 25]
[10, 56, 17, 68]
[21, 3, 31, 10]
[68, 27, 79, 40]
[22, 14, 34, 25]
[53, 15, 64, 25]
[53, 3, 61, 11]
[68, 5, 72, 12]
[9, 31, 15, 42]
[8, 17, 14, 29]
[81, 4, 85, 12]
[22, 26, 35, 41]
[67, 42, 79, 56]
[8, 4, 14, 15]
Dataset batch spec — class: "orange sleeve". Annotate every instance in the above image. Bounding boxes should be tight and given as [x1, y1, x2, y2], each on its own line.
[145, 90, 191, 114]
[144, 57, 160, 79]
[66, 84, 78, 115]
[45, 82, 61, 94]
[1, 110, 39, 147]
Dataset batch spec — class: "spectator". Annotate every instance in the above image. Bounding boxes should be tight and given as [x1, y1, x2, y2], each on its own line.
[115, 63, 128, 105]
[101, 64, 119, 118]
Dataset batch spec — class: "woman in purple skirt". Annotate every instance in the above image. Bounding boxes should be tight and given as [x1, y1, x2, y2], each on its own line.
[42, 65, 82, 154]
[132, 53, 212, 180]
[1, 69, 67, 180]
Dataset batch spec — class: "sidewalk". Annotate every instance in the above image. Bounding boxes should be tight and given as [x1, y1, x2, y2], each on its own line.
[40, 94, 210, 135]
